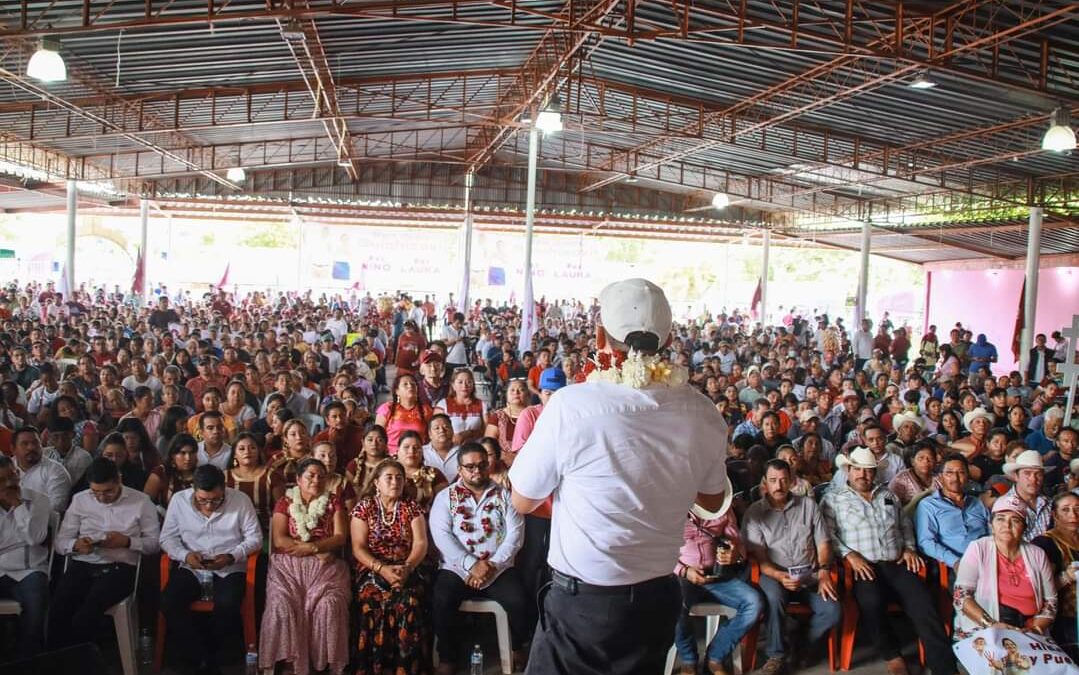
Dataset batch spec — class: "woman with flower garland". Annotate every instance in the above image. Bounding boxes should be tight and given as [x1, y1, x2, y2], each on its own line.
[397, 430, 447, 512]
[374, 373, 432, 454]
[350, 459, 430, 674]
[260, 457, 350, 675]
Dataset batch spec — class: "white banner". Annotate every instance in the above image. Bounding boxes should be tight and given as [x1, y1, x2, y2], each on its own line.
[954, 627, 1078, 675]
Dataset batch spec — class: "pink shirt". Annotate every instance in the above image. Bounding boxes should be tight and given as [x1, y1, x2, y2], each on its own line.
[510, 403, 550, 518]
[997, 551, 1039, 617]
[674, 512, 742, 576]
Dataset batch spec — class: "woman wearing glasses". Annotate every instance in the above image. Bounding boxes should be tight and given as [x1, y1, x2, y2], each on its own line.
[434, 368, 486, 448]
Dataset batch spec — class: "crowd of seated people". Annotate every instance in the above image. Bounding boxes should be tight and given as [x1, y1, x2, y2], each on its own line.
[0, 279, 1077, 675]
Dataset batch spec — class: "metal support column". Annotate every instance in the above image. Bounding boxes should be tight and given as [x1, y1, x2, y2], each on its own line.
[457, 172, 474, 314]
[855, 220, 871, 327]
[760, 228, 770, 325]
[139, 198, 149, 302]
[1020, 207, 1043, 370]
[518, 126, 540, 355]
[65, 180, 76, 295]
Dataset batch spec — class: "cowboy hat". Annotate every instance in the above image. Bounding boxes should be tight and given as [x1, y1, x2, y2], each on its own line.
[690, 475, 734, 520]
[893, 410, 924, 430]
[1003, 450, 1045, 478]
[836, 447, 883, 472]
[962, 407, 995, 432]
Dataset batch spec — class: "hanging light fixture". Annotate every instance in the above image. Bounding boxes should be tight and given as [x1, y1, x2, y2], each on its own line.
[1041, 108, 1076, 152]
[226, 167, 246, 182]
[907, 71, 937, 90]
[27, 38, 66, 82]
[712, 192, 730, 209]
[535, 96, 563, 134]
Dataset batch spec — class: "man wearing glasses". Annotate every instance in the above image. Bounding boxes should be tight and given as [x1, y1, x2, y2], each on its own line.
[49, 457, 160, 649]
[430, 442, 527, 674]
[159, 464, 262, 674]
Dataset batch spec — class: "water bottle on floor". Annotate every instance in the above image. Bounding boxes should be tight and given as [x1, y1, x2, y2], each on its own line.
[470, 644, 484, 674]
[245, 644, 258, 675]
[138, 628, 153, 671]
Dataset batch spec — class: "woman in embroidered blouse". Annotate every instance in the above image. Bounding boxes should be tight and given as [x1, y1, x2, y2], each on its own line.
[350, 459, 430, 674]
[312, 441, 356, 511]
[434, 368, 486, 447]
[259, 458, 350, 675]
[227, 432, 284, 538]
[1031, 492, 1079, 659]
[397, 430, 447, 513]
[953, 493, 1056, 640]
[375, 373, 432, 455]
[344, 423, 389, 499]
[143, 433, 198, 512]
[888, 441, 940, 506]
[268, 418, 312, 487]
[483, 378, 528, 465]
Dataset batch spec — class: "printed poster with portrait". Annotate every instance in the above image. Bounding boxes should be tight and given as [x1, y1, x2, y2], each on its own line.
[954, 628, 1078, 675]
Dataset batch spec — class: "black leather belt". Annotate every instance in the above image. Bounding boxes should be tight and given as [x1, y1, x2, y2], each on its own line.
[550, 569, 674, 596]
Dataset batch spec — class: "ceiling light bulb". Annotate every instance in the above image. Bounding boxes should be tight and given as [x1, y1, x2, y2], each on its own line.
[226, 167, 246, 182]
[712, 192, 730, 209]
[1042, 108, 1076, 152]
[535, 96, 563, 134]
[27, 39, 66, 82]
[908, 72, 937, 89]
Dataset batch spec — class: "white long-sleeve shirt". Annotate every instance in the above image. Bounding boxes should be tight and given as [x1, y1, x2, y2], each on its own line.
[430, 480, 523, 589]
[17, 457, 72, 514]
[159, 487, 262, 576]
[0, 487, 51, 581]
[57, 486, 161, 567]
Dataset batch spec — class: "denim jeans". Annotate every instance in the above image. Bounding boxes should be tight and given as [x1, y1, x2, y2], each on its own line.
[674, 574, 763, 665]
[0, 571, 48, 659]
[757, 575, 841, 658]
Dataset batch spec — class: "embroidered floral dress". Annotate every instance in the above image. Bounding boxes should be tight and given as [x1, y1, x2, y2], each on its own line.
[351, 496, 429, 674]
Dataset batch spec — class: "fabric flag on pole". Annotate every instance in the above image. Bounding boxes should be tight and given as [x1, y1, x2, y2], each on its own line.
[131, 247, 145, 297]
[56, 263, 70, 299]
[750, 276, 762, 317]
[1011, 278, 1026, 362]
[216, 261, 231, 290]
[457, 214, 472, 315]
[518, 275, 534, 356]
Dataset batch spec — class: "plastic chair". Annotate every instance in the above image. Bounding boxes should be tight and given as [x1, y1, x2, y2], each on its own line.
[432, 599, 513, 675]
[0, 511, 59, 616]
[742, 561, 839, 671]
[154, 553, 259, 672]
[297, 413, 325, 436]
[936, 561, 953, 637]
[838, 558, 925, 671]
[664, 603, 749, 675]
[62, 555, 142, 675]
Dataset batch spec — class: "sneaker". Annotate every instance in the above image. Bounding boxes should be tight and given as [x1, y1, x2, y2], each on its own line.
[758, 656, 785, 675]
[707, 659, 731, 675]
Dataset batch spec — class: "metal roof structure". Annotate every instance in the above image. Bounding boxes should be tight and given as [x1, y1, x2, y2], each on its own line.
[0, 0, 1075, 264]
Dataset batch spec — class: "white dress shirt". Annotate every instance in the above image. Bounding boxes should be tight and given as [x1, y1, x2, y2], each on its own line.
[422, 443, 460, 481]
[197, 442, 234, 471]
[0, 488, 50, 581]
[159, 487, 262, 576]
[44, 446, 93, 487]
[17, 457, 72, 514]
[57, 486, 161, 567]
[430, 479, 523, 588]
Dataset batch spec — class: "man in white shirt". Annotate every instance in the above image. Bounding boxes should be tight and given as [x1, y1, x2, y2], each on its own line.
[49, 458, 160, 649]
[196, 411, 233, 470]
[0, 455, 50, 659]
[510, 278, 728, 675]
[852, 319, 874, 371]
[43, 416, 92, 487]
[324, 308, 348, 344]
[441, 312, 469, 370]
[160, 465, 262, 673]
[11, 426, 71, 514]
[422, 414, 460, 480]
[431, 443, 526, 674]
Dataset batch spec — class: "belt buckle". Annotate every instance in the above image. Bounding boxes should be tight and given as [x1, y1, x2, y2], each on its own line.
[554, 571, 579, 595]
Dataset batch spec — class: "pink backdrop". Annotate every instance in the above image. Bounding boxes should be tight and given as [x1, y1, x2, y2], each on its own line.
[926, 267, 1079, 370]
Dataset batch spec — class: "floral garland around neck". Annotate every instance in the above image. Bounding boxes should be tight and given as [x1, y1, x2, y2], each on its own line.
[448, 483, 505, 558]
[287, 487, 330, 542]
[585, 349, 689, 389]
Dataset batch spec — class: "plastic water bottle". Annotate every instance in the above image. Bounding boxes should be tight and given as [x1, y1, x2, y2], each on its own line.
[469, 644, 484, 674]
[196, 569, 214, 601]
[245, 644, 258, 675]
[138, 628, 153, 670]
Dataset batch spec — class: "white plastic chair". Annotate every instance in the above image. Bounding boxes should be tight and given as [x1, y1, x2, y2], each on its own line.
[0, 511, 59, 616]
[433, 599, 513, 674]
[297, 413, 325, 435]
[62, 552, 143, 675]
[664, 603, 747, 675]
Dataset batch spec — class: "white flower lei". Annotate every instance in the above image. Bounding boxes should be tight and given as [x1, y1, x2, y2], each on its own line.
[287, 486, 330, 542]
[585, 350, 690, 389]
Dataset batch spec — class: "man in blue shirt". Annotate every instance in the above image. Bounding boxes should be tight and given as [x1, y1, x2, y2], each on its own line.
[967, 334, 998, 371]
[914, 453, 989, 583]
[1026, 406, 1064, 455]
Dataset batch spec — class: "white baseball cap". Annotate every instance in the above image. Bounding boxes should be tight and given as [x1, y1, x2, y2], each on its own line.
[598, 278, 673, 346]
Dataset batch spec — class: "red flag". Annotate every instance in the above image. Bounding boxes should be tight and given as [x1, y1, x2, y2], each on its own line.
[1011, 278, 1026, 363]
[750, 277, 762, 315]
[131, 247, 145, 296]
[216, 262, 231, 290]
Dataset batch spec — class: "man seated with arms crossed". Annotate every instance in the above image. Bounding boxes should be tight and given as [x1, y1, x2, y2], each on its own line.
[822, 447, 955, 675]
[159, 464, 262, 675]
[49, 457, 160, 649]
[743, 458, 841, 675]
[914, 453, 989, 586]
[0, 454, 50, 660]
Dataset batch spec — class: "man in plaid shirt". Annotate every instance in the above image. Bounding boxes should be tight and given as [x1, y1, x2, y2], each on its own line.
[822, 447, 956, 675]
